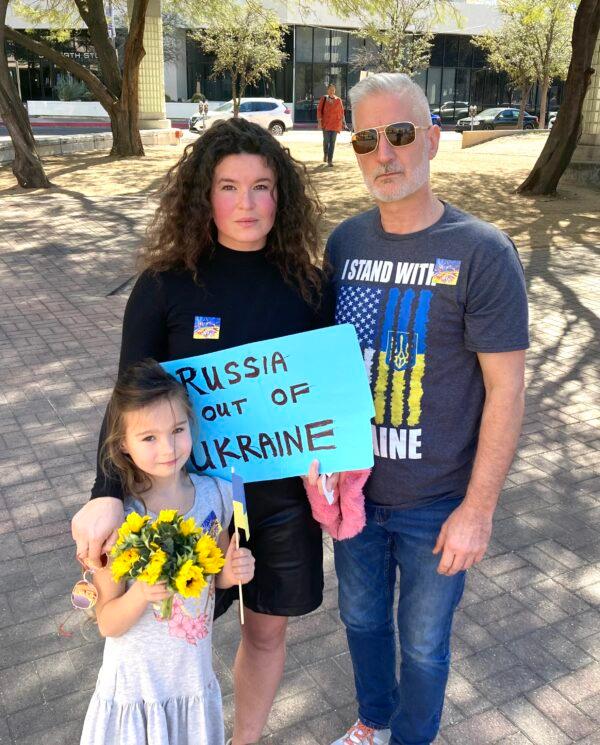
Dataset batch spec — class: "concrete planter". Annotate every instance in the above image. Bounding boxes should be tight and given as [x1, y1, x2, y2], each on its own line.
[0, 129, 183, 164]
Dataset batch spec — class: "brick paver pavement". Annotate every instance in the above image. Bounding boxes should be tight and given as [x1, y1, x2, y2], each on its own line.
[0, 191, 599, 745]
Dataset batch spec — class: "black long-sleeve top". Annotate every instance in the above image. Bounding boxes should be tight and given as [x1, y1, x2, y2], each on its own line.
[91, 243, 334, 513]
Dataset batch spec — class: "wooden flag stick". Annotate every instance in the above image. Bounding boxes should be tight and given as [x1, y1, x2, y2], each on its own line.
[235, 527, 245, 626]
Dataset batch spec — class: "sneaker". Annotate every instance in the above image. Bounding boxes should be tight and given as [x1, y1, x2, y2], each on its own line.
[328, 161, 334, 167]
[330, 719, 391, 745]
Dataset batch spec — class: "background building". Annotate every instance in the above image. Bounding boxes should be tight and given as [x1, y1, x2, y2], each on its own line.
[5, 0, 563, 124]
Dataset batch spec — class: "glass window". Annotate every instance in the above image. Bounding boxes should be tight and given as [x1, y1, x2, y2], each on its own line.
[313, 63, 331, 99]
[430, 35, 444, 66]
[270, 57, 293, 102]
[458, 36, 473, 67]
[294, 62, 314, 123]
[347, 66, 361, 107]
[314, 28, 330, 63]
[296, 26, 313, 63]
[444, 36, 459, 66]
[239, 102, 253, 112]
[455, 68, 470, 105]
[365, 38, 379, 58]
[472, 41, 487, 69]
[331, 30, 348, 63]
[327, 66, 343, 96]
[413, 69, 427, 95]
[441, 67, 456, 106]
[483, 70, 500, 106]
[470, 68, 486, 110]
[349, 35, 365, 66]
[426, 67, 442, 107]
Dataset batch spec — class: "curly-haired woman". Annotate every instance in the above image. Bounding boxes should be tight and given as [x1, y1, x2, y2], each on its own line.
[71, 118, 333, 744]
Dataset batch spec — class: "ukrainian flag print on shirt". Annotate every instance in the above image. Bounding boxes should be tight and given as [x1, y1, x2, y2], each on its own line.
[335, 284, 433, 429]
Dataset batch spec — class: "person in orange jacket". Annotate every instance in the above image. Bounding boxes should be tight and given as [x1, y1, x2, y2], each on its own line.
[317, 83, 346, 167]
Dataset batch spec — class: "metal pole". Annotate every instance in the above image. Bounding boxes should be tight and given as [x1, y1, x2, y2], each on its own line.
[14, 62, 23, 100]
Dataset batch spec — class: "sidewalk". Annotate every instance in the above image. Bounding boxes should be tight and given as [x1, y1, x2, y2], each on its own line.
[0, 135, 599, 744]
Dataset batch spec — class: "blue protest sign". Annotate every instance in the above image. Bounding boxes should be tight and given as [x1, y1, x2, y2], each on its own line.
[161, 324, 375, 483]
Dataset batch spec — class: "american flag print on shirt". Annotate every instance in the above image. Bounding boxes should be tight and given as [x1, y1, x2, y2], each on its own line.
[336, 284, 433, 428]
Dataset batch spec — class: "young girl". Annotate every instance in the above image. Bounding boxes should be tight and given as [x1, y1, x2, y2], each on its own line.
[73, 118, 334, 744]
[80, 360, 254, 745]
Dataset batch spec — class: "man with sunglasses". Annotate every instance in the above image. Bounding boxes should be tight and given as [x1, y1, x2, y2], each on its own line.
[323, 73, 528, 745]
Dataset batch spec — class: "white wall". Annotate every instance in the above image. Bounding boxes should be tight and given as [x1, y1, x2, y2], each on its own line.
[27, 100, 107, 117]
[26, 99, 231, 119]
[164, 28, 188, 102]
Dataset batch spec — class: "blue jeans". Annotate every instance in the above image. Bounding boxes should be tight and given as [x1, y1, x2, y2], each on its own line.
[323, 130, 338, 163]
[334, 498, 466, 745]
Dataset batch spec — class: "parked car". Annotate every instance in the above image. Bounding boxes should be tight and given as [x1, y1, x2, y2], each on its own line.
[189, 98, 293, 135]
[430, 101, 470, 122]
[455, 107, 539, 132]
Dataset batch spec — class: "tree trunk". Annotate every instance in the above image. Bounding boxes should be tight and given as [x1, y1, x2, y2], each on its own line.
[232, 72, 240, 117]
[0, 89, 51, 187]
[538, 76, 550, 129]
[517, 83, 532, 128]
[108, 102, 144, 156]
[110, 0, 149, 156]
[0, 0, 50, 187]
[518, 0, 600, 196]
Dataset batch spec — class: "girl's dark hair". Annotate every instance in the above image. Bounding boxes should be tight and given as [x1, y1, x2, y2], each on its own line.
[142, 118, 324, 305]
[101, 360, 193, 497]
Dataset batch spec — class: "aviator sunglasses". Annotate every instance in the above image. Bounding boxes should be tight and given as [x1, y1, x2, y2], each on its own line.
[351, 121, 432, 155]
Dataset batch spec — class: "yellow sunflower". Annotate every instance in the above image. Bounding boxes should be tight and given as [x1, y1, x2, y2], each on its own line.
[174, 560, 207, 598]
[126, 512, 150, 533]
[194, 533, 225, 574]
[180, 516, 197, 537]
[193, 533, 214, 559]
[111, 548, 140, 582]
[114, 512, 150, 547]
[153, 509, 178, 527]
[138, 548, 167, 585]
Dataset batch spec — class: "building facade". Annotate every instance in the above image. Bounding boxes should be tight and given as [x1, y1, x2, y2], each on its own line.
[5, 1, 563, 124]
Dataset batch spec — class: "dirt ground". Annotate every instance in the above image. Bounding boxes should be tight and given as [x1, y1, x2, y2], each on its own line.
[1, 131, 598, 252]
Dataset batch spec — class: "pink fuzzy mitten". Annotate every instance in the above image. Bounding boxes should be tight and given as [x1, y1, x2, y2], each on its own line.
[304, 469, 371, 540]
[304, 476, 342, 538]
[336, 469, 370, 540]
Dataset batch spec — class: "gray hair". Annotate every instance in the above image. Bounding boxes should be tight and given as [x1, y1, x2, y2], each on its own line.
[349, 73, 431, 128]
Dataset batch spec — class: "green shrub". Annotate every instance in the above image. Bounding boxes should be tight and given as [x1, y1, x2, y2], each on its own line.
[56, 80, 93, 101]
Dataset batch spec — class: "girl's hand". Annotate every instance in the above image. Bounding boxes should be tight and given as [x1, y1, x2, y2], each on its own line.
[133, 580, 172, 604]
[305, 459, 340, 498]
[221, 539, 255, 587]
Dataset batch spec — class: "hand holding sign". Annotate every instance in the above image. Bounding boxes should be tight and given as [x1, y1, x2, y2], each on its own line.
[306, 459, 339, 505]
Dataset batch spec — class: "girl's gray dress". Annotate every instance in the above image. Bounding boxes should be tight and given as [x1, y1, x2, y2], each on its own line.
[80, 474, 233, 745]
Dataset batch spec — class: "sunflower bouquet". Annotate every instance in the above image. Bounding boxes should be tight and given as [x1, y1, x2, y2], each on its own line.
[110, 510, 225, 619]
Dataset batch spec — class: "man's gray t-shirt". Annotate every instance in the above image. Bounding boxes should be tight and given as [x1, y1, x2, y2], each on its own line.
[326, 202, 529, 508]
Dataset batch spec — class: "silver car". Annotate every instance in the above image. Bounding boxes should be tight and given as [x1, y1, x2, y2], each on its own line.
[189, 98, 293, 136]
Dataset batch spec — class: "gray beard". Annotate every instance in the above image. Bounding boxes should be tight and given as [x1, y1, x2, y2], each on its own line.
[365, 157, 430, 203]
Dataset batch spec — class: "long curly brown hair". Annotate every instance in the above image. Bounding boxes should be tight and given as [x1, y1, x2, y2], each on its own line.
[143, 118, 324, 305]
